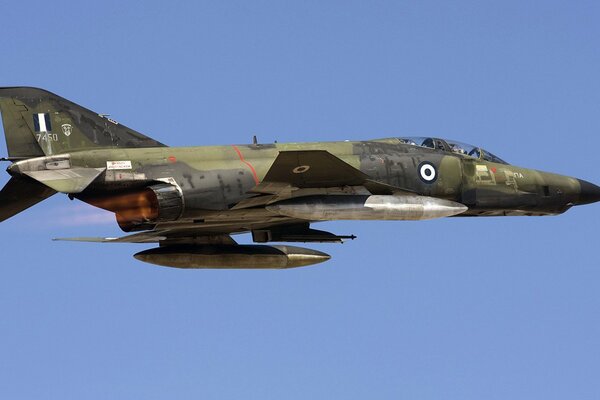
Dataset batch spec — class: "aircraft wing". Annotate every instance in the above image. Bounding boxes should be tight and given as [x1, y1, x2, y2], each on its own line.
[233, 150, 411, 209]
[254, 150, 369, 192]
[53, 218, 304, 244]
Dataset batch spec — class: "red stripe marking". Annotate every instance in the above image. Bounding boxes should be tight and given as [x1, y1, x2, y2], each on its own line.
[231, 145, 259, 184]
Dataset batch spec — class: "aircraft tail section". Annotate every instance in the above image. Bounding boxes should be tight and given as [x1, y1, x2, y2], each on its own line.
[0, 87, 166, 158]
[0, 176, 56, 222]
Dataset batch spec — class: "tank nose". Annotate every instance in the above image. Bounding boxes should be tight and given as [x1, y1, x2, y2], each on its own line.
[576, 179, 600, 205]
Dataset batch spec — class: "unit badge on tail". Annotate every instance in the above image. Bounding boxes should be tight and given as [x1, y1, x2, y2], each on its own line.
[61, 124, 72, 137]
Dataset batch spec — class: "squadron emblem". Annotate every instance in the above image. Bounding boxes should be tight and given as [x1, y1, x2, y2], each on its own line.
[61, 123, 73, 137]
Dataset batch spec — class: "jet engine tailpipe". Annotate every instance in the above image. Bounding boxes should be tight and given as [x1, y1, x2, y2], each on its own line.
[79, 183, 183, 231]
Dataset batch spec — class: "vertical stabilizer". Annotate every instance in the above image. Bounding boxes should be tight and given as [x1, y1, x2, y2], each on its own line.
[0, 87, 166, 157]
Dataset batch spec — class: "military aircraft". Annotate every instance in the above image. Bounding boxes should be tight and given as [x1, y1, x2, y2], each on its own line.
[1, 87, 599, 268]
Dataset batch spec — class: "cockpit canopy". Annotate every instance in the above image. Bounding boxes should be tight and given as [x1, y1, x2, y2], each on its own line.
[399, 137, 508, 165]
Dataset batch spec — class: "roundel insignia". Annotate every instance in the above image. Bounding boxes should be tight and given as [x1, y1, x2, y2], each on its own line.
[418, 162, 437, 183]
[292, 165, 310, 174]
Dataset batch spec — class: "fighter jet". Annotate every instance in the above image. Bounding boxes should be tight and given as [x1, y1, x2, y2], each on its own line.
[1, 87, 598, 268]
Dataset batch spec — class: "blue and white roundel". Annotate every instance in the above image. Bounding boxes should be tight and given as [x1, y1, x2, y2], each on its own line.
[418, 162, 437, 183]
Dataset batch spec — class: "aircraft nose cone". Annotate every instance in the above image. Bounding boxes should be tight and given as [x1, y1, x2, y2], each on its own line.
[577, 179, 600, 205]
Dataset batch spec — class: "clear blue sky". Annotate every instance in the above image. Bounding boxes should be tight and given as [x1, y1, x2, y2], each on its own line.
[1, 1, 599, 399]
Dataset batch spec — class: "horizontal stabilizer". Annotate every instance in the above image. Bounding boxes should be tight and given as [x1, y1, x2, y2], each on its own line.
[0, 176, 56, 222]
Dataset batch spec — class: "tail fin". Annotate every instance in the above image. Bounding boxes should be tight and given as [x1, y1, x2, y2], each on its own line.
[0, 87, 165, 158]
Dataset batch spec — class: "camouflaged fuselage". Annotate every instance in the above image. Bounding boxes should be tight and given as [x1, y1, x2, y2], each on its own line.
[65, 137, 582, 219]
